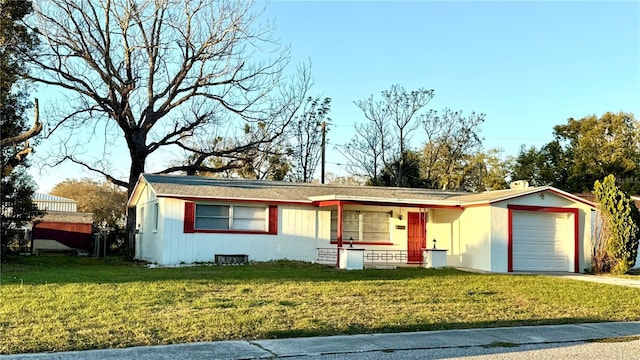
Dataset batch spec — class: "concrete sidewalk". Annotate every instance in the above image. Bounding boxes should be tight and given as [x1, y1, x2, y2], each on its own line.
[2, 322, 639, 359]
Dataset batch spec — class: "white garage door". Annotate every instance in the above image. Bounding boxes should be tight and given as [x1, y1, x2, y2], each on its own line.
[512, 211, 573, 272]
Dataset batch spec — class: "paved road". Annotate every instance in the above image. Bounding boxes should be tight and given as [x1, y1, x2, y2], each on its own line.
[2, 322, 639, 359]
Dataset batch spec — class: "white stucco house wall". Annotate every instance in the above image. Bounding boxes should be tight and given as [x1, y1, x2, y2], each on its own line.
[127, 174, 596, 273]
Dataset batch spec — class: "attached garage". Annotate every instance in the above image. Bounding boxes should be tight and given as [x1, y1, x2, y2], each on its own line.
[508, 205, 579, 273]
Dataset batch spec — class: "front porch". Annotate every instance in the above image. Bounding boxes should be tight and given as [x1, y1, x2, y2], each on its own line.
[316, 247, 447, 268]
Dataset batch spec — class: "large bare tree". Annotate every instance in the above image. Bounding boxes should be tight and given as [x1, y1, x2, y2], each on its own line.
[23, 0, 311, 238]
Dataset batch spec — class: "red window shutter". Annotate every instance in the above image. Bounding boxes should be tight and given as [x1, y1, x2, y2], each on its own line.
[184, 202, 195, 233]
[268, 205, 278, 235]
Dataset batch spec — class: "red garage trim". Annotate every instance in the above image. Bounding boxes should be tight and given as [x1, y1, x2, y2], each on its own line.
[507, 205, 580, 273]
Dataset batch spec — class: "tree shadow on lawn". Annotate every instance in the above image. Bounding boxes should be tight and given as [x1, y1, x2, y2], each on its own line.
[0, 255, 486, 285]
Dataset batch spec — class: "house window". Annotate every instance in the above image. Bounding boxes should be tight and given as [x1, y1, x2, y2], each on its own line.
[362, 211, 391, 242]
[232, 206, 266, 230]
[195, 205, 230, 230]
[331, 210, 390, 243]
[195, 204, 267, 231]
[139, 206, 145, 232]
[153, 203, 159, 231]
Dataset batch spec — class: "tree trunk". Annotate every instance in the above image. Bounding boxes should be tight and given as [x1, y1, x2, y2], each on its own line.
[125, 130, 148, 257]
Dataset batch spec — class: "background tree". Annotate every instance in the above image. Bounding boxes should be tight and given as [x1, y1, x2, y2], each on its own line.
[378, 149, 425, 187]
[342, 86, 495, 189]
[50, 179, 127, 228]
[339, 121, 386, 185]
[289, 97, 331, 182]
[420, 108, 485, 190]
[510, 112, 640, 193]
[24, 0, 312, 242]
[1, 168, 42, 253]
[234, 149, 292, 181]
[556, 112, 639, 193]
[0, 0, 43, 255]
[194, 128, 293, 181]
[322, 172, 365, 186]
[509, 141, 571, 188]
[592, 174, 639, 274]
[0, 0, 41, 166]
[457, 149, 510, 192]
[351, 85, 434, 187]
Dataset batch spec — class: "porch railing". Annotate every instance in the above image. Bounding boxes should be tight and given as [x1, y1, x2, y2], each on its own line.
[316, 248, 423, 265]
[316, 247, 338, 264]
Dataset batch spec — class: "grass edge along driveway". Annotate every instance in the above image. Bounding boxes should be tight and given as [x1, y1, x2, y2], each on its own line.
[1, 257, 639, 354]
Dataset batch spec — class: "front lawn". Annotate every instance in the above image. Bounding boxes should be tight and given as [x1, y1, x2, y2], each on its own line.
[1, 256, 639, 354]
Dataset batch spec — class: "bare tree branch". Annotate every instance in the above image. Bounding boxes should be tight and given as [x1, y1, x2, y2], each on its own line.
[26, 0, 309, 194]
[0, 99, 42, 147]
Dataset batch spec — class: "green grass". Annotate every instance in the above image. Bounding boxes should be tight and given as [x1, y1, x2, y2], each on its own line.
[1, 256, 639, 354]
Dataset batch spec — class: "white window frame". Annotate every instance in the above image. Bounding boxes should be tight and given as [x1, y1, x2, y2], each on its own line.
[330, 210, 391, 243]
[195, 204, 268, 231]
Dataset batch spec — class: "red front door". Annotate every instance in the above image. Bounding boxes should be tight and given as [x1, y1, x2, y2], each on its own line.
[407, 212, 426, 263]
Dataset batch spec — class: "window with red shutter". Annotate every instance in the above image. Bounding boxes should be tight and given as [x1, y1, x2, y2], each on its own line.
[184, 202, 195, 233]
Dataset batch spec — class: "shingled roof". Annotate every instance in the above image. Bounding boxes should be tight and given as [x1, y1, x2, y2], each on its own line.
[128, 173, 594, 208]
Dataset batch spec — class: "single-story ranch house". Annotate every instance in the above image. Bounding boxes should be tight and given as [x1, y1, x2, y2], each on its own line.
[127, 174, 597, 273]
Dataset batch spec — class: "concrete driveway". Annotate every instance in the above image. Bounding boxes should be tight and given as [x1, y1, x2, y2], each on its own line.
[543, 272, 640, 289]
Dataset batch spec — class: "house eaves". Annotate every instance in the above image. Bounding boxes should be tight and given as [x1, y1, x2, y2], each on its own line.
[129, 174, 596, 210]
[134, 173, 469, 205]
[456, 186, 597, 208]
[308, 195, 462, 207]
[156, 194, 314, 205]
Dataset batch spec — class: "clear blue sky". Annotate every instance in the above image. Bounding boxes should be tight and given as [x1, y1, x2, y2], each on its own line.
[30, 1, 640, 191]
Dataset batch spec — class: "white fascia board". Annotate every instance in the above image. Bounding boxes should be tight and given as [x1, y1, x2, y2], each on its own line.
[308, 195, 460, 206]
[126, 174, 147, 208]
[154, 194, 313, 204]
[546, 187, 597, 208]
[464, 186, 596, 208]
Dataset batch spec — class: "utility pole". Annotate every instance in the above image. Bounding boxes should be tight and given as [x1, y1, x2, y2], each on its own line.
[321, 121, 326, 184]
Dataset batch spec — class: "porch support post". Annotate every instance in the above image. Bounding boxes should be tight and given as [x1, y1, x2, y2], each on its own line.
[336, 201, 344, 267]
